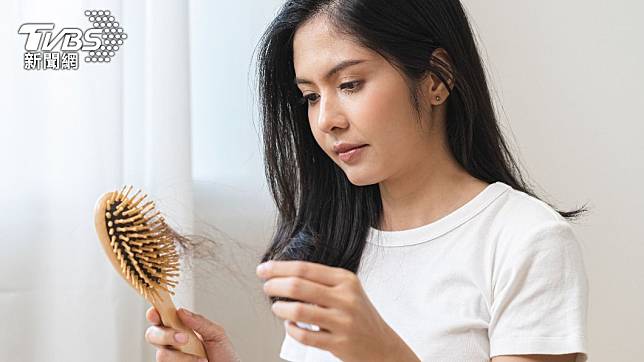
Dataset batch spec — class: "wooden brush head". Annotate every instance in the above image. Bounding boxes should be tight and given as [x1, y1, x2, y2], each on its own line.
[94, 185, 181, 304]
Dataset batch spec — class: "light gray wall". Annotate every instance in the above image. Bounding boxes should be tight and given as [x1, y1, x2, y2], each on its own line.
[189, 1, 644, 361]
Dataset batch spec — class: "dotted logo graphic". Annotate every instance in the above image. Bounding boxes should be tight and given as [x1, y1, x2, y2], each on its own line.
[17, 9, 127, 70]
[83, 10, 127, 63]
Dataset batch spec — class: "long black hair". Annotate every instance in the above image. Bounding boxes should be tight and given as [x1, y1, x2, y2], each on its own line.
[255, 0, 588, 302]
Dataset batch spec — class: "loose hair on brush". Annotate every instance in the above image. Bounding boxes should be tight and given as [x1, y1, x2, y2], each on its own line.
[254, 0, 589, 303]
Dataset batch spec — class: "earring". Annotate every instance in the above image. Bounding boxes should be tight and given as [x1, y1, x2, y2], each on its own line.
[435, 96, 441, 102]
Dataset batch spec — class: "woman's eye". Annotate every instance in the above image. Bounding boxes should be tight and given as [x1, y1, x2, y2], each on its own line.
[300, 93, 319, 105]
[340, 80, 361, 93]
[298, 81, 362, 106]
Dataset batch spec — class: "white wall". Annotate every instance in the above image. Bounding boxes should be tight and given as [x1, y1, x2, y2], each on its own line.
[189, 1, 644, 361]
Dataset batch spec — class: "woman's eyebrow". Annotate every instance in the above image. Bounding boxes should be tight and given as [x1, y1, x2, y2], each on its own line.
[294, 59, 368, 85]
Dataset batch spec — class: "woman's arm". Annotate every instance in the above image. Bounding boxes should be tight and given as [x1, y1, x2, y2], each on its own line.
[492, 353, 578, 362]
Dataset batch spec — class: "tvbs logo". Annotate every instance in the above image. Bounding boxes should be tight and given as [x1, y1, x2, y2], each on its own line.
[18, 10, 127, 71]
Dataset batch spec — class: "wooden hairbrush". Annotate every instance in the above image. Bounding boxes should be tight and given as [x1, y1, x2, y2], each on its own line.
[93, 185, 206, 358]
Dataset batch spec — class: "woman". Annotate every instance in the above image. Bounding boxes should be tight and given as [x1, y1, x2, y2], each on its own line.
[145, 0, 589, 361]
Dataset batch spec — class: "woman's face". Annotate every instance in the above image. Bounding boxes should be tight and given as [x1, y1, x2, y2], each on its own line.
[293, 15, 438, 186]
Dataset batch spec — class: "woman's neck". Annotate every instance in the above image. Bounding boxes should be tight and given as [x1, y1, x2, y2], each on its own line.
[377, 156, 489, 232]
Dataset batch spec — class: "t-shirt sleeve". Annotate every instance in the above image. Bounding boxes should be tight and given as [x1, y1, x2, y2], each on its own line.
[279, 320, 306, 362]
[489, 220, 589, 361]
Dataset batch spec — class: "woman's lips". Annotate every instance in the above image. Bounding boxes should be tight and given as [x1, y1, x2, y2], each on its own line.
[338, 144, 368, 163]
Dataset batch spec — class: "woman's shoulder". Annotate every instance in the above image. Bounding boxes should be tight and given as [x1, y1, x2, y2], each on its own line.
[485, 182, 579, 249]
[480, 181, 583, 257]
[491, 182, 568, 228]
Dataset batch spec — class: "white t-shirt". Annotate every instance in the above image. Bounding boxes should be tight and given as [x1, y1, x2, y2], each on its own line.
[279, 181, 589, 362]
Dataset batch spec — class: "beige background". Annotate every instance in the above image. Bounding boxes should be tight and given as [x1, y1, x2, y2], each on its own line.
[188, 1, 644, 361]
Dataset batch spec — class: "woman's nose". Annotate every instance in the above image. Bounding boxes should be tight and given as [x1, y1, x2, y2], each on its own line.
[315, 95, 348, 133]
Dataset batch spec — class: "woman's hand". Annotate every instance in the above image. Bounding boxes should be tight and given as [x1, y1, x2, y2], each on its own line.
[257, 260, 421, 362]
[144, 306, 241, 362]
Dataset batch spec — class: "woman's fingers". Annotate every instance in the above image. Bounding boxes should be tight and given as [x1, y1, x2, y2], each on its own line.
[144, 307, 213, 361]
[176, 308, 241, 361]
[146, 306, 161, 325]
[145, 325, 190, 349]
[176, 308, 227, 345]
[155, 347, 205, 362]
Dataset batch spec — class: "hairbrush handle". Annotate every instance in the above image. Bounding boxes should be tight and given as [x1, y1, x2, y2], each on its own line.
[151, 289, 207, 358]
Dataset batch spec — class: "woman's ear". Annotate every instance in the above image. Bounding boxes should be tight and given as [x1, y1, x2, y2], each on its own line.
[426, 48, 455, 105]
[430, 48, 455, 90]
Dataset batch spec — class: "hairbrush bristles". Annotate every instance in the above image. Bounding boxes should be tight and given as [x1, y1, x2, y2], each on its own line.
[103, 185, 180, 303]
